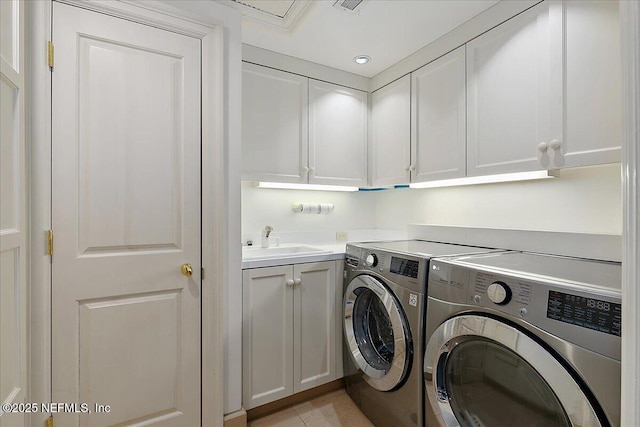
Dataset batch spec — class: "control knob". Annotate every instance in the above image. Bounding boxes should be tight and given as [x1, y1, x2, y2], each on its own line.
[365, 254, 378, 268]
[487, 281, 512, 305]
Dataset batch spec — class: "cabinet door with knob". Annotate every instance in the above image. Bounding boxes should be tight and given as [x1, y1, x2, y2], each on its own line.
[412, 46, 466, 182]
[466, 1, 562, 176]
[370, 75, 411, 187]
[559, 0, 622, 168]
[293, 262, 337, 393]
[242, 62, 309, 183]
[309, 79, 368, 187]
[242, 261, 337, 409]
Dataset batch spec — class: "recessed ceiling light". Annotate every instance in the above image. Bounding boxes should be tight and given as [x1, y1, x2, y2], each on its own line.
[353, 55, 370, 64]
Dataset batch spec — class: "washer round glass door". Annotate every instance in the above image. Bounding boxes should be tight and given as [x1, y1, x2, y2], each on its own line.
[344, 274, 411, 391]
[425, 315, 604, 427]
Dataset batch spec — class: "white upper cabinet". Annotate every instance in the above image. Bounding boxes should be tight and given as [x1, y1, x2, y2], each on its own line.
[412, 46, 466, 182]
[559, 0, 621, 168]
[370, 75, 411, 187]
[242, 65, 368, 187]
[309, 79, 368, 187]
[242, 62, 308, 183]
[466, 1, 561, 176]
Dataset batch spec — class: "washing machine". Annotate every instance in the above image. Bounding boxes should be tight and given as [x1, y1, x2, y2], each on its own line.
[343, 240, 505, 427]
[424, 251, 621, 427]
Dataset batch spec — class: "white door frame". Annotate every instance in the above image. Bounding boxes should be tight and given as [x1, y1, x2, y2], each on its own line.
[28, 1, 241, 426]
[621, 1, 640, 426]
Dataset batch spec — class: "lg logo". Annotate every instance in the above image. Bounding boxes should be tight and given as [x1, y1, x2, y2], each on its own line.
[432, 265, 440, 271]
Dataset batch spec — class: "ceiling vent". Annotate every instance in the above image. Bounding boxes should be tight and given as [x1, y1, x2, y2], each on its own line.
[333, 0, 365, 13]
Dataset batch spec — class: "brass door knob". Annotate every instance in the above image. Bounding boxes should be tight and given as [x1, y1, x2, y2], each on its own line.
[181, 263, 193, 278]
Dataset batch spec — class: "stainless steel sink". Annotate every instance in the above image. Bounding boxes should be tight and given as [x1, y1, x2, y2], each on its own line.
[242, 244, 331, 260]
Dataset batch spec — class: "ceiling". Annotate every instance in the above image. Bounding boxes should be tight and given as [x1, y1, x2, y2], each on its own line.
[223, 0, 500, 78]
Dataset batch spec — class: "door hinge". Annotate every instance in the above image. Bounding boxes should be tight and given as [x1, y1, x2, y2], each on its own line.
[201, 268, 205, 280]
[47, 230, 54, 256]
[46, 415, 54, 427]
[47, 40, 54, 69]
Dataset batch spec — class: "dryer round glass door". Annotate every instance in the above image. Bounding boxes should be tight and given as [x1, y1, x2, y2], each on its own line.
[344, 274, 412, 391]
[425, 315, 605, 427]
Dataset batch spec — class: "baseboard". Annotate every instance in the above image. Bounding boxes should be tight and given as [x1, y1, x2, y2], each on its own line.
[246, 378, 346, 422]
[223, 408, 247, 427]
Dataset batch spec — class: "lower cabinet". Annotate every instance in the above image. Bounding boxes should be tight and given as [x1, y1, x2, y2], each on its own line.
[242, 261, 342, 409]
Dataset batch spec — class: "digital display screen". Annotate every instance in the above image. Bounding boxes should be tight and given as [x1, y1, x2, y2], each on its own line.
[547, 291, 621, 336]
[390, 257, 419, 279]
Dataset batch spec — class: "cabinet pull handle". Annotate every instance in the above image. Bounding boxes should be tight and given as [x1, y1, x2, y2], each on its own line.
[303, 167, 310, 175]
[549, 139, 562, 150]
[286, 279, 295, 287]
[294, 278, 302, 286]
[537, 142, 548, 153]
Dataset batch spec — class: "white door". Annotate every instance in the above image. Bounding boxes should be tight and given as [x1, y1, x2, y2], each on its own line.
[371, 75, 411, 187]
[411, 46, 466, 182]
[51, 4, 201, 427]
[0, 1, 27, 426]
[309, 79, 368, 187]
[242, 63, 309, 183]
[293, 261, 336, 393]
[466, 1, 561, 176]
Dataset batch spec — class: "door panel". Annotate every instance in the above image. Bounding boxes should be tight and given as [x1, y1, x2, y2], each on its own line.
[242, 63, 308, 183]
[561, 0, 622, 167]
[0, 1, 27, 426]
[0, 78, 18, 231]
[294, 262, 336, 392]
[411, 46, 466, 182]
[52, 3, 201, 426]
[78, 292, 183, 427]
[242, 266, 294, 409]
[371, 75, 411, 186]
[466, 1, 560, 175]
[308, 79, 368, 187]
[77, 36, 184, 254]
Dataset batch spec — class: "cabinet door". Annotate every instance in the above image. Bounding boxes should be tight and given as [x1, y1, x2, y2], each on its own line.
[411, 46, 466, 182]
[242, 266, 294, 409]
[371, 75, 411, 186]
[558, 0, 621, 168]
[242, 63, 308, 183]
[466, 1, 562, 176]
[309, 80, 368, 187]
[293, 261, 337, 393]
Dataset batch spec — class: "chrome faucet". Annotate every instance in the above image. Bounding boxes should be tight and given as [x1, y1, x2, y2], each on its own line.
[261, 226, 273, 248]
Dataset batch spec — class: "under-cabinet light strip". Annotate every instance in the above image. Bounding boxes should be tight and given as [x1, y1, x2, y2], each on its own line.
[409, 170, 559, 189]
[257, 182, 359, 192]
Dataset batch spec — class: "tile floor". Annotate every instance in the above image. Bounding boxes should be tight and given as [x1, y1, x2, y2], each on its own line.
[248, 389, 374, 427]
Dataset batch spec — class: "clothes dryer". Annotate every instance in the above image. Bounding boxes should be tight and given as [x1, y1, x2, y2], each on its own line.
[424, 252, 621, 427]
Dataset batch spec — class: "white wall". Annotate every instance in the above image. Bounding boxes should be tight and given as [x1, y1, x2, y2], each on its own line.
[374, 164, 622, 234]
[241, 182, 378, 243]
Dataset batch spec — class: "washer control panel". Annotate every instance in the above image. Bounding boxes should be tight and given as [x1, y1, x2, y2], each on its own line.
[345, 243, 427, 294]
[428, 257, 622, 360]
